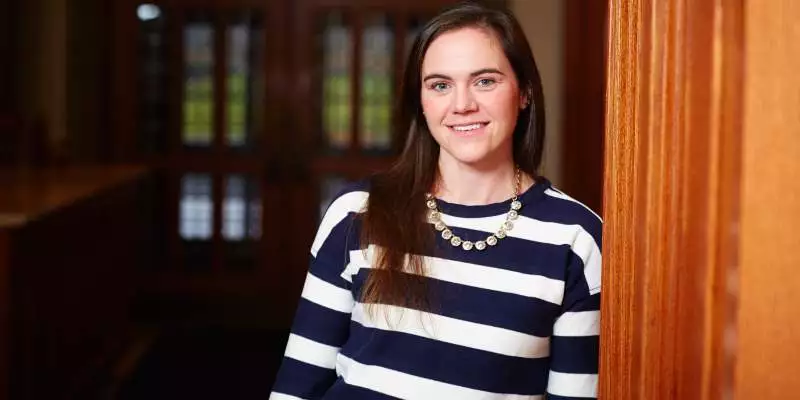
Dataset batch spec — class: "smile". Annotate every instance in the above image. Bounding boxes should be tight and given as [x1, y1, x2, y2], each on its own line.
[448, 122, 489, 134]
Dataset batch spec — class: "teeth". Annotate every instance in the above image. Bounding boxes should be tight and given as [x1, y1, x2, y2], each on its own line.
[453, 123, 483, 132]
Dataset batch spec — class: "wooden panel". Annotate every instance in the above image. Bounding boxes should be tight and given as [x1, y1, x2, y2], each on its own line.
[601, 0, 743, 398]
[735, 1, 800, 397]
[0, 168, 152, 399]
[600, 1, 640, 396]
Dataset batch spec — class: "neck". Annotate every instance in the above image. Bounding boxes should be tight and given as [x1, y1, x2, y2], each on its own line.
[434, 158, 519, 205]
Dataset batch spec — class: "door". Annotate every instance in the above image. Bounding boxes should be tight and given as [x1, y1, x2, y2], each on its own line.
[112, 0, 460, 328]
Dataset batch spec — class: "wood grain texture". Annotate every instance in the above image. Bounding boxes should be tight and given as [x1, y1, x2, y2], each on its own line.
[735, 0, 800, 397]
[601, 0, 743, 398]
[600, 0, 641, 397]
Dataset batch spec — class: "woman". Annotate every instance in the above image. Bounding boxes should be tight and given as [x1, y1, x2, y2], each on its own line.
[270, 2, 601, 399]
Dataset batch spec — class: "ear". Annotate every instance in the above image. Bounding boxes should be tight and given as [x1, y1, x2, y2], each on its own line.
[519, 88, 532, 110]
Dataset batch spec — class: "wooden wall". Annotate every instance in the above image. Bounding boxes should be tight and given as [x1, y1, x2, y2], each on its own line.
[601, 0, 800, 398]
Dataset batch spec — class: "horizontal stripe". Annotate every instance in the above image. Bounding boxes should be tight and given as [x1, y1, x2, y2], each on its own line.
[284, 333, 340, 370]
[311, 190, 368, 257]
[553, 311, 600, 337]
[349, 247, 565, 305]
[342, 323, 550, 394]
[547, 371, 598, 398]
[566, 292, 601, 313]
[550, 335, 600, 374]
[443, 214, 602, 294]
[300, 272, 354, 314]
[351, 303, 550, 359]
[349, 268, 560, 337]
[428, 235, 571, 281]
[291, 298, 352, 347]
[270, 357, 338, 399]
[269, 393, 306, 400]
[337, 354, 544, 400]
[439, 213, 583, 248]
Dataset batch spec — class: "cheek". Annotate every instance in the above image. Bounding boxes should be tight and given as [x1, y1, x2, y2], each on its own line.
[482, 90, 520, 123]
[420, 95, 449, 124]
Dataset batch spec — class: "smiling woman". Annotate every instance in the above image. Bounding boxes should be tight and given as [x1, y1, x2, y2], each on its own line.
[420, 27, 527, 174]
[270, 2, 602, 399]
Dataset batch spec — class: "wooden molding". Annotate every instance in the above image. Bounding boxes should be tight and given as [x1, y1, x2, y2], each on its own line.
[601, 0, 743, 398]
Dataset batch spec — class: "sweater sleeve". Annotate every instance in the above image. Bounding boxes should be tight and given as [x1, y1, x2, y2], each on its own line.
[546, 224, 602, 400]
[270, 190, 367, 400]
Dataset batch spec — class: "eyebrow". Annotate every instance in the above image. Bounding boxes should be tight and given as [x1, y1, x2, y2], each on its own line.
[422, 68, 505, 82]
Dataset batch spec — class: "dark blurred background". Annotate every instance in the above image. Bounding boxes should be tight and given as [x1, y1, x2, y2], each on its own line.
[0, 0, 605, 398]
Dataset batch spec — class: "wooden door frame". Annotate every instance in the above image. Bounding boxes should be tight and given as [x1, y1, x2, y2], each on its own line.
[600, 0, 743, 398]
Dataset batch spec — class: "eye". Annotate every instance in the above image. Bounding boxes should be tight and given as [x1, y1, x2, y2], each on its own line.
[430, 82, 451, 92]
[476, 78, 496, 88]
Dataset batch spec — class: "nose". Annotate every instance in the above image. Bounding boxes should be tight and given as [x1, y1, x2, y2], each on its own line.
[452, 86, 477, 113]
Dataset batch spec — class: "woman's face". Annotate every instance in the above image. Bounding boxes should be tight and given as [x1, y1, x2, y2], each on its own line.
[420, 26, 525, 169]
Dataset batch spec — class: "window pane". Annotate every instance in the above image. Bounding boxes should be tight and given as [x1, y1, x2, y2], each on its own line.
[223, 174, 261, 270]
[226, 12, 265, 150]
[137, 3, 168, 154]
[321, 12, 352, 151]
[360, 14, 394, 153]
[182, 17, 214, 147]
[180, 173, 213, 240]
[223, 174, 261, 241]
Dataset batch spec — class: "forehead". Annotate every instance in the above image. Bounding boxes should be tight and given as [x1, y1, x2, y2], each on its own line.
[422, 27, 510, 73]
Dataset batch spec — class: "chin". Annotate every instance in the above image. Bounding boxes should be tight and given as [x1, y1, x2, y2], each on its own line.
[442, 149, 499, 167]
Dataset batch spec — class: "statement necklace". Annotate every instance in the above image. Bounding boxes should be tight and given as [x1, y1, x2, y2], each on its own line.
[425, 167, 523, 251]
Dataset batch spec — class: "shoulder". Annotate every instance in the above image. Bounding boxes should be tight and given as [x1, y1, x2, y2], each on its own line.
[311, 180, 370, 256]
[323, 179, 371, 217]
[535, 181, 603, 248]
[534, 181, 603, 294]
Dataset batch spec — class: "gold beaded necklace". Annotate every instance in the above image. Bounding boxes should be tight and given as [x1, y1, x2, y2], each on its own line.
[425, 167, 523, 251]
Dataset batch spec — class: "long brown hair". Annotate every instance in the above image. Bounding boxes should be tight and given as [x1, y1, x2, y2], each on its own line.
[359, 1, 546, 314]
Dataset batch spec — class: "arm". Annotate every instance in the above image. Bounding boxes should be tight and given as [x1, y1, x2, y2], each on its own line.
[546, 228, 601, 400]
[270, 192, 366, 399]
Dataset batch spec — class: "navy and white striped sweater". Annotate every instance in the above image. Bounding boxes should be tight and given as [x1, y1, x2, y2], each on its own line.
[270, 178, 602, 400]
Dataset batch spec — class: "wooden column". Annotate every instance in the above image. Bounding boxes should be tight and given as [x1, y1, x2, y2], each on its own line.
[601, 0, 744, 398]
